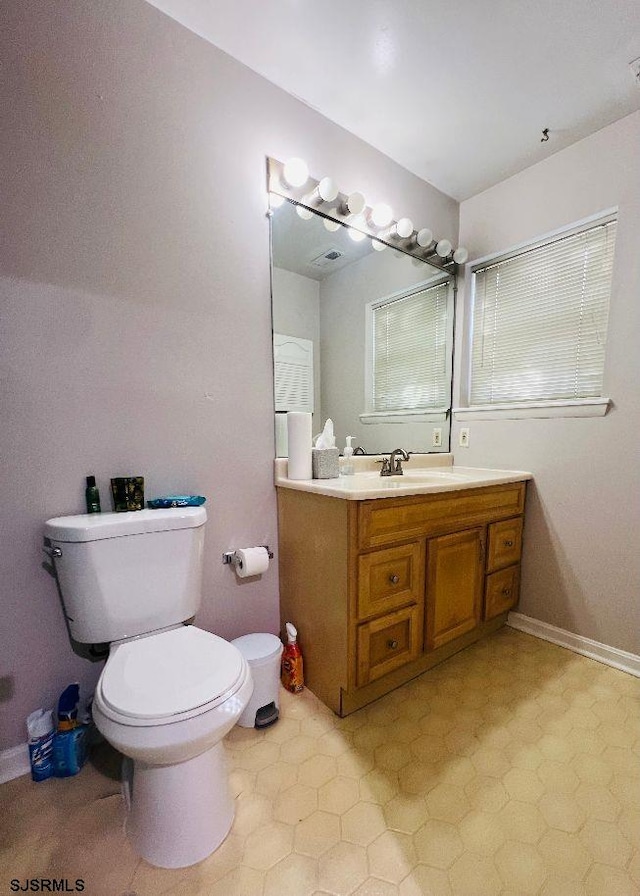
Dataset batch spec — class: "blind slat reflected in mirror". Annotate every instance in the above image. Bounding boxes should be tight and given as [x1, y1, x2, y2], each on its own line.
[270, 198, 455, 457]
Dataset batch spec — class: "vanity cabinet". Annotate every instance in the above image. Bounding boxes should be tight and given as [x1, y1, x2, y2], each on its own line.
[277, 480, 526, 716]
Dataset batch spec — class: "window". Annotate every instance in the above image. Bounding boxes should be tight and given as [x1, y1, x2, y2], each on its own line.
[361, 279, 452, 423]
[462, 217, 616, 419]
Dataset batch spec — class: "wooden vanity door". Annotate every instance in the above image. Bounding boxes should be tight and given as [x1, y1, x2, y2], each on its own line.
[425, 528, 484, 651]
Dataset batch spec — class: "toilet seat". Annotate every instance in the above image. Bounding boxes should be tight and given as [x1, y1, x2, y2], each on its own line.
[96, 626, 247, 726]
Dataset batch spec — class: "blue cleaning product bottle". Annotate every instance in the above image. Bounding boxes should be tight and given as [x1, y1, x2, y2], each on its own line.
[53, 683, 89, 777]
[27, 709, 55, 782]
[53, 727, 88, 777]
[57, 683, 80, 731]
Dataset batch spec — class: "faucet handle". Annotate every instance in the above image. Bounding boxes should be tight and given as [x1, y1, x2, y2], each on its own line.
[376, 457, 392, 475]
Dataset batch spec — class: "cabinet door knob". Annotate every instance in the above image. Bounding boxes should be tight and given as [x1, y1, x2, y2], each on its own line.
[389, 574, 400, 585]
[387, 639, 399, 650]
[504, 539, 514, 547]
[502, 588, 511, 596]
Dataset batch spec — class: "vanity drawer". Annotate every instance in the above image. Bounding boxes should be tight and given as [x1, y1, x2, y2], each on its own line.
[486, 517, 523, 572]
[485, 565, 520, 620]
[357, 542, 424, 621]
[356, 605, 422, 687]
[358, 483, 526, 550]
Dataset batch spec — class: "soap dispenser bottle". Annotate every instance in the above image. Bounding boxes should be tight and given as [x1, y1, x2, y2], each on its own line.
[341, 436, 355, 476]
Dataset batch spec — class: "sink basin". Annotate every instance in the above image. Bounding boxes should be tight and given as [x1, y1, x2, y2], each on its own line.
[355, 469, 472, 484]
[401, 470, 473, 483]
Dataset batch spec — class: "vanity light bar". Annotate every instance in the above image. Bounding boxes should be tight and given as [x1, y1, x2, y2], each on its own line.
[267, 157, 468, 270]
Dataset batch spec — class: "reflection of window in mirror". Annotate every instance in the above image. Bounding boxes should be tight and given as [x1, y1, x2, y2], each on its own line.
[362, 279, 454, 425]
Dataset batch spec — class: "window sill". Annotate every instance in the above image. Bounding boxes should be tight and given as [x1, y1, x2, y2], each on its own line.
[453, 398, 610, 421]
[360, 409, 448, 424]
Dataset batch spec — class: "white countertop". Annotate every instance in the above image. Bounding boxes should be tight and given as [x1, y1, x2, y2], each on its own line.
[274, 455, 532, 501]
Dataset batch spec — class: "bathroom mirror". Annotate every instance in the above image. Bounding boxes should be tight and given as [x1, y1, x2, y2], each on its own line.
[270, 198, 455, 456]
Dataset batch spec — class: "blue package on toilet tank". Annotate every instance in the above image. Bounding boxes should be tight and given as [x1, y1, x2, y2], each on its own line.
[147, 495, 206, 508]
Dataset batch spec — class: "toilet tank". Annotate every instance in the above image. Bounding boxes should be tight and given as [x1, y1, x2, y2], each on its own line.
[44, 507, 207, 644]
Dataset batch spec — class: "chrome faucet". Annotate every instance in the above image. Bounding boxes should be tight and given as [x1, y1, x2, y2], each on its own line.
[377, 447, 411, 477]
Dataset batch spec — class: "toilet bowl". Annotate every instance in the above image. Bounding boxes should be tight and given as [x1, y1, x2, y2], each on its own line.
[92, 625, 254, 868]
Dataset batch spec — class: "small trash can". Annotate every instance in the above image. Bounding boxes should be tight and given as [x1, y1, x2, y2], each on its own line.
[231, 633, 283, 728]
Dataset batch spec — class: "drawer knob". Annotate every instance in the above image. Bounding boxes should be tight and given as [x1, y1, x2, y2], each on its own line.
[502, 588, 511, 596]
[389, 574, 400, 585]
[504, 539, 514, 547]
[387, 639, 399, 649]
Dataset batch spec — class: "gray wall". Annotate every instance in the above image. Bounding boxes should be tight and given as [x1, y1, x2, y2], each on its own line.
[0, 0, 458, 748]
[453, 111, 640, 655]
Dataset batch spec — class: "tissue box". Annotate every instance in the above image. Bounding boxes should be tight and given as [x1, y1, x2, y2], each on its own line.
[312, 448, 339, 479]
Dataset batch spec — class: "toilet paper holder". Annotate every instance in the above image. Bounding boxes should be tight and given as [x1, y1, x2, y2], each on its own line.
[222, 546, 274, 569]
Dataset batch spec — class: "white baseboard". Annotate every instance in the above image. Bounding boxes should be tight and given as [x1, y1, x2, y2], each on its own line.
[0, 743, 31, 785]
[507, 612, 640, 678]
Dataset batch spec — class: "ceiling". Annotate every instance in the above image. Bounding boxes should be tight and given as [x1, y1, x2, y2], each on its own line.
[272, 201, 376, 282]
[145, 0, 640, 200]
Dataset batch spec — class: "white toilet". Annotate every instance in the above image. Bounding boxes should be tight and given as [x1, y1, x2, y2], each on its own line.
[44, 507, 254, 869]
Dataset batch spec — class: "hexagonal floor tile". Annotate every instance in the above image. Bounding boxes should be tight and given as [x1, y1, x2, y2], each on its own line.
[318, 841, 368, 894]
[367, 830, 417, 884]
[294, 810, 341, 858]
[318, 775, 361, 815]
[413, 819, 463, 869]
[342, 801, 387, 846]
[494, 841, 547, 895]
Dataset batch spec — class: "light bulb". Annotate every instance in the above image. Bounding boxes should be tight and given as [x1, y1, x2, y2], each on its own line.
[416, 228, 433, 248]
[296, 205, 313, 220]
[323, 211, 341, 233]
[395, 217, 414, 239]
[370, 203, 393, 228]
[343, 191, 366, 217]
[436, 239, 453, 258]
[318, 177, 339, 203]
[269, 192, 285, 209]
[372, 239, 387, 252]
[348, 224, 367, 242]
[282, 157, 309, 188]
[453, 246, 469, 265]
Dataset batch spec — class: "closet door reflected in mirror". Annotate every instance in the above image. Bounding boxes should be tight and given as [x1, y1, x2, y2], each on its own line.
[270, 199, 455, 456]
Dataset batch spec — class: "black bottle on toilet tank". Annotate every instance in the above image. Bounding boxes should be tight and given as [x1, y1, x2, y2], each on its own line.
[85, 475, 101, 514]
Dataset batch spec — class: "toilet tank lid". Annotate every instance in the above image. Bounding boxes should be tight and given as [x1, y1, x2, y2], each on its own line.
[44, 507, 207, 542]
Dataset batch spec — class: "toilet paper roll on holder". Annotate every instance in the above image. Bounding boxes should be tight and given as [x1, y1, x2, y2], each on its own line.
[222, 546, 274, 570]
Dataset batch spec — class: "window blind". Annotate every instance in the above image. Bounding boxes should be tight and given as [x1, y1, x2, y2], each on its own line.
[373, 281, 449, 412]
[470, 220, 616, 406]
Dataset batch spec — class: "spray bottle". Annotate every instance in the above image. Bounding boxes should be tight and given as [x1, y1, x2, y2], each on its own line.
[281, 622, 304, 693]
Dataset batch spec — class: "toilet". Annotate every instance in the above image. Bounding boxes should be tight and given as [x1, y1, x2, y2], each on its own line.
[43, 507, 254, 869]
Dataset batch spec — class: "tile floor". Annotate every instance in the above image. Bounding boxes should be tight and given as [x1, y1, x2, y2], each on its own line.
[2, 628, 639, 896]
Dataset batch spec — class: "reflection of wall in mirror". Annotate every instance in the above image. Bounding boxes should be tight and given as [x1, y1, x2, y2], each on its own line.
[272, 268, 321, 454]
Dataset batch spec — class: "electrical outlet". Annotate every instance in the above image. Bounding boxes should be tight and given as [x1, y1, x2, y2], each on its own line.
[432, 427, 442, 448]
[459, 427, 470, 448]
